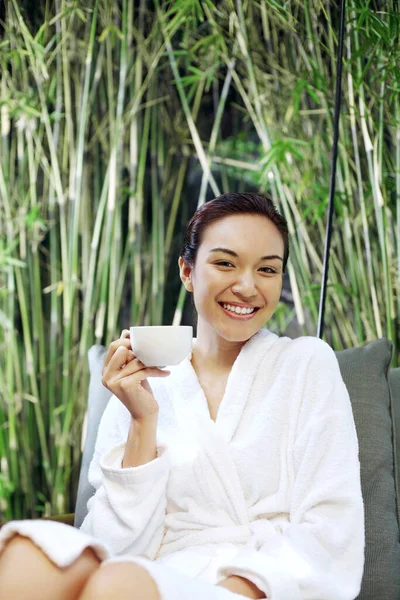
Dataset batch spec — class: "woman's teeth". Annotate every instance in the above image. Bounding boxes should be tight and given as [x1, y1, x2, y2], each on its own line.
[221, 303, 255, 315]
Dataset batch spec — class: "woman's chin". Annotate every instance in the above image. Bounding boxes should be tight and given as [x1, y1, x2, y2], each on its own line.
[215, 325, 260, 343]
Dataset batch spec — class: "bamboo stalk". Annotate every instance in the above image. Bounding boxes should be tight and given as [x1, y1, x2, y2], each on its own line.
[396, 96, 400, 354]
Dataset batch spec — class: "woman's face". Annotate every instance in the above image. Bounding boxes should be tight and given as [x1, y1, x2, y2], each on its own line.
[179, 213, 285, 344]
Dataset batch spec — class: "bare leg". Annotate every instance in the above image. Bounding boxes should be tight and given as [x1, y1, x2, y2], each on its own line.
[79, 562, 161, 600]
[0, 534, 101, 600]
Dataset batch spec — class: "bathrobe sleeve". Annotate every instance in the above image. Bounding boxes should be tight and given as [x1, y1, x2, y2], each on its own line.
[216, 338, 365, 600]
[80, 394, 171, 559]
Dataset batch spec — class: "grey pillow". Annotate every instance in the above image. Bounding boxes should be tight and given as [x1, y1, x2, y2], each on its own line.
[389, 368, 400, 511]
[336, 339, 400, 600]
[74, 345, 112, 529]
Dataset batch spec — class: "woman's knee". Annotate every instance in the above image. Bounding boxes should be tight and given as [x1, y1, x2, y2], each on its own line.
[79, 561, 160, 600]
[0, 534, 101, 600]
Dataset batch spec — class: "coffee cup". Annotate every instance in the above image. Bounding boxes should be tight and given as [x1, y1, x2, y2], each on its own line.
[130, 326, 193, 367]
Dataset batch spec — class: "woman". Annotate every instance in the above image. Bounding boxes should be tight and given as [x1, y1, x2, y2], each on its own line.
[0, 193, 365, 600]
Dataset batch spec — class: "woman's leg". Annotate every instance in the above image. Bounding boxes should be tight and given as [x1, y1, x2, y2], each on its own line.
[79, 562, 161, 600]
[0, 534, 101, 600]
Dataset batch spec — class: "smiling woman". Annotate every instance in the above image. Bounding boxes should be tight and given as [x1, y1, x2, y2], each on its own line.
[178, 193, 287, 371]
[0, 193, 364, 600]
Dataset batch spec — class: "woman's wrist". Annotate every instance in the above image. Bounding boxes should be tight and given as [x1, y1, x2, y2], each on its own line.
[122, 417, 158, 468]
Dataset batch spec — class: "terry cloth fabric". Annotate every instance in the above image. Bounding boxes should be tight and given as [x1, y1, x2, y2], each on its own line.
[0, 330, 365, 600]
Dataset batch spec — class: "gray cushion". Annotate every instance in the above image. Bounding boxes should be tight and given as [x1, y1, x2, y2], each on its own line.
[389, 368, 400, 511]
[74, 345, 112, 529]
[336, 339, 400, 600]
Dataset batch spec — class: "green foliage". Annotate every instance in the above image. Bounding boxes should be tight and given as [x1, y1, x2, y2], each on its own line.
[0, 0, 399, 520]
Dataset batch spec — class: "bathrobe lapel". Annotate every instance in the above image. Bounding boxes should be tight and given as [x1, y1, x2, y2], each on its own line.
[153, 329, 279, 552]
[166, 329, 279, 528]
[211, 328, 278, 444]
[172, 328, 279, 445]
[162, 329, 279, 535]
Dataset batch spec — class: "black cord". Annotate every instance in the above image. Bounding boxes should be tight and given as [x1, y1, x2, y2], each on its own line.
[317, 0, 346, 340]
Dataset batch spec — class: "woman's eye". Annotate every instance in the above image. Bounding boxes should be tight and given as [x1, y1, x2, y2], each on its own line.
[215, 261, 234, 267]
[215, 262, 276, 274]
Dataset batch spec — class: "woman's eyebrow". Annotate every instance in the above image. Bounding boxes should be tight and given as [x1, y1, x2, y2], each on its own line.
[209, 247, 283, 262]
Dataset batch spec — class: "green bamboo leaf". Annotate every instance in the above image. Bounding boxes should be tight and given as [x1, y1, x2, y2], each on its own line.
[25, 206, 46, 229]
[48, 5, 87, 26]
[22, 394, 38, 404]
[189, 34, 220, 55]
[98, 24, 124, 43]
[259, 138, 308, 171]
[1, 258, 27, 269]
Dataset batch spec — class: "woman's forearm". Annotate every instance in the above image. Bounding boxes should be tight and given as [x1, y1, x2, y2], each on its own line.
[216, 575, 266, 598]
[122, 416, 158, 467]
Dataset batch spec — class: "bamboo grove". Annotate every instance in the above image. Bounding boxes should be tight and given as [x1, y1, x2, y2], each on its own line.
[0, 0, 399, 519]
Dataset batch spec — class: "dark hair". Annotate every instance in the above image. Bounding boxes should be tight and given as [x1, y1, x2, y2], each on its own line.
[180, 192, 289, 273]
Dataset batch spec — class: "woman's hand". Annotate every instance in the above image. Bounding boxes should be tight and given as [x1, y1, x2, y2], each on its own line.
[101, 329, 170, 422]
[216, 576, 266, 598]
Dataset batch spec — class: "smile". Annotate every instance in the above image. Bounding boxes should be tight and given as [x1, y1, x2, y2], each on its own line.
[218, 302, 260, 320]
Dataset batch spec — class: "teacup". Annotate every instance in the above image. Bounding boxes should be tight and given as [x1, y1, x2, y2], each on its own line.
[130, 326, 193, 367]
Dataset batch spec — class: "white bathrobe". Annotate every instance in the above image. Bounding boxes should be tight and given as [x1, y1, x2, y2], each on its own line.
[0, 329, 365, 600]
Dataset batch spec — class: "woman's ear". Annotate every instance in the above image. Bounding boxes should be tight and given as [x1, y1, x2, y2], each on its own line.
[178, 257, 194, 292]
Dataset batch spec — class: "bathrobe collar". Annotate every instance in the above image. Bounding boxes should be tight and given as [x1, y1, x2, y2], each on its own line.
[168, 328, 279, 445]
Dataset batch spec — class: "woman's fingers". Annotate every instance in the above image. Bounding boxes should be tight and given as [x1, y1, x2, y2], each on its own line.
[109, 361, 170, 387]
[103, 338, 132, 369]
[103, 330, 131, 368]
[102, 347, 169, 387]
[103, 344, 140, 373]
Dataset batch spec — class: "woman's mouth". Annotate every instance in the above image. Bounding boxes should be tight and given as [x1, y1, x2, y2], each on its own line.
[218, 302, 260, 321]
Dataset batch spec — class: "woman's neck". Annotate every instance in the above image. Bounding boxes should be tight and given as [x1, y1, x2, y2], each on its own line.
[191, 327, 245, 374]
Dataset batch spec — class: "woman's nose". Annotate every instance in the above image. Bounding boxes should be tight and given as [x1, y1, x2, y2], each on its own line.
[231, 273, 257, 297]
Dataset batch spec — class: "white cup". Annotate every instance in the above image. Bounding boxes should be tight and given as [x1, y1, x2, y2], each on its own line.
[130, 326, 193, 367]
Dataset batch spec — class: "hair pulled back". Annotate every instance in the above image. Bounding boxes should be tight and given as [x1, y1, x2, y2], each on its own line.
[180, 192, 289, 273]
